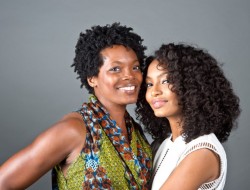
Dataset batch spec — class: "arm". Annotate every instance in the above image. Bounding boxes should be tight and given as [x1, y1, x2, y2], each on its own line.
[160, 148, 220, 190]
[0, 112, 86, 190]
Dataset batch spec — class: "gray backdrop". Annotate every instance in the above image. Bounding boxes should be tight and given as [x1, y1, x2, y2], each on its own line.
[0, 1, 249, 189]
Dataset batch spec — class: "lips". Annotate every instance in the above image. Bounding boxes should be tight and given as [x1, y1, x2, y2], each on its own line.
[152, 99, 167, 109]
[118, 84, 137, 95]
[119, 86, 135, 91]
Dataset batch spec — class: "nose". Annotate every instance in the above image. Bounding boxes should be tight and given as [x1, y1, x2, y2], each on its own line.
[151, 85, 162, 97]
[122, 68, 135, 80]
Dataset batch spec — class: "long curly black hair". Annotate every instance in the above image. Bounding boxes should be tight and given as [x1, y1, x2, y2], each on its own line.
[71, 22, 146, 93]
[136, 43, 241, 151]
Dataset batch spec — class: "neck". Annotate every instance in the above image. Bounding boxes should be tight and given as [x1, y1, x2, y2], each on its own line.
[97, 98, 127, 129]
[168, 118, 182, 141]
[109, 108, 126, 128]
[104, 103, 128, 140]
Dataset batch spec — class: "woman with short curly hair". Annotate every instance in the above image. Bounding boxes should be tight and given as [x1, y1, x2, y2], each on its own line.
[136, 43, 240, 190]
[0, 23, 152, 190]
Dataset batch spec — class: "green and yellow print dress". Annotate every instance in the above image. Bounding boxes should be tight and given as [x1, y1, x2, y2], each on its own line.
[52, 96, 152, 190]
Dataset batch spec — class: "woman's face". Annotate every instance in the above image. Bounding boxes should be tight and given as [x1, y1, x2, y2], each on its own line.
[145, 59, 182, 120]
[88, 45, 142, 108]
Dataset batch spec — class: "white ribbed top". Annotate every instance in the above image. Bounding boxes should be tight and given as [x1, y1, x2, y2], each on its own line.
[152, 133, 227, 190]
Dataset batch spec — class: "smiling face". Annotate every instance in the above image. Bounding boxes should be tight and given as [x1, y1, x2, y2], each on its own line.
[88, 45, 142, 108]
[145, 59, 182, 120]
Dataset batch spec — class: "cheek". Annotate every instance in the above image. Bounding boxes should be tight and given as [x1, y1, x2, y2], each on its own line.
[136, 72, 143, 84]
[169, 94, 181, 109]
[145, 89, 151, 103]
[103, 75, 117, 85]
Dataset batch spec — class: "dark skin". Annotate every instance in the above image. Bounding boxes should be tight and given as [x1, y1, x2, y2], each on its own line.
[0, 45, 142, 189]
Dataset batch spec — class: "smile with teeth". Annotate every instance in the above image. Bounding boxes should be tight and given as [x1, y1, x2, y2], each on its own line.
[119, 86, 135, 91]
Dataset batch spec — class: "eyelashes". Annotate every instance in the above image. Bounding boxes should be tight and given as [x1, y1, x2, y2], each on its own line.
[109, 65, 141, 72]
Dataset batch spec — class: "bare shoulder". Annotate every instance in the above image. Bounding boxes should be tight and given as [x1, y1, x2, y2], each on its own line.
[58, 112, 85, 132]
[50, 112, 86, 144]
[30, 111, 87, 167]
[49, 112, 87, 168]
[31, 111, 86, 156]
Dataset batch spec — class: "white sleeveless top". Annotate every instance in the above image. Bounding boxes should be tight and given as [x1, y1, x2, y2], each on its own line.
[151, 133, 227, 190]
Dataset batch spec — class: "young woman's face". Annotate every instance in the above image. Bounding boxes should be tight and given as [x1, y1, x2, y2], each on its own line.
[145, 59, 182, 120]
[89, 45, 142, 108]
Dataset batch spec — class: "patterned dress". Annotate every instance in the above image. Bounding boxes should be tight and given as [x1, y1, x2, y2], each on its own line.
[52, 95, 152, 190]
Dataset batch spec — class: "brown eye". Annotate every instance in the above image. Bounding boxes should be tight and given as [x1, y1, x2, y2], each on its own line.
[162, 79, 169, 84]
[133, 65, 141, 71]
[109, 67, 120, 72]
[145, 82, 152, 88]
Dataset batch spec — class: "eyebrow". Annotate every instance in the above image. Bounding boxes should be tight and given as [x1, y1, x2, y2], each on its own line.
[146, 72, 168, 80]
[111, 59, 139, 65]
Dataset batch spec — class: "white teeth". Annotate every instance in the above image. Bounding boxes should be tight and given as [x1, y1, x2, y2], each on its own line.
[119, 86, 135, 91]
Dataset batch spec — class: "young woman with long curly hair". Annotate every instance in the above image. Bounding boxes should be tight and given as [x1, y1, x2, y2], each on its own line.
[136, 43, 240, 190]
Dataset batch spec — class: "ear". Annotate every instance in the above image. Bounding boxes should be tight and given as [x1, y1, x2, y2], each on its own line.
[87, 76, 97, 88]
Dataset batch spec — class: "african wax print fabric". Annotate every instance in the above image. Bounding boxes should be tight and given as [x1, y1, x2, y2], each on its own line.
[52, 95, 152, 190]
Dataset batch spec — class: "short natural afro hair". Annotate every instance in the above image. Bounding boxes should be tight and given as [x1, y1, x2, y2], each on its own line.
[72, 22, 146, 93]
[136, 43, 241, 144]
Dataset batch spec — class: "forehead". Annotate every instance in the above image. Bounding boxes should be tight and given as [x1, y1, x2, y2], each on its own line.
[100, 45, 137, 60]
[147, 59, 168, 75]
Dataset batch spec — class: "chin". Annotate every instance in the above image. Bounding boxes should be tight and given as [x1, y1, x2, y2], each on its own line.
[126, 99, 137, 104]
[153, 111, 167, 118]
[126, 94, 138, 100]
